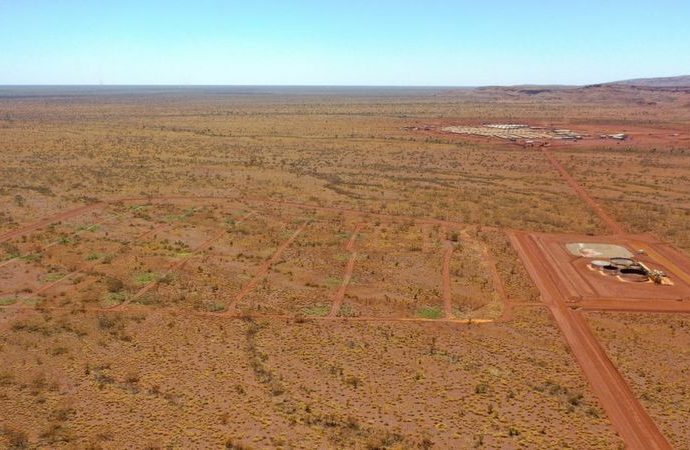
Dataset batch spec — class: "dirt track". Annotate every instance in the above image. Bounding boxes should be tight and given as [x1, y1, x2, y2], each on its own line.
[226, 221, 308, 313]
[114, 211, 255, 310]
[115, 229, 228, 310]
[510, 231, 671, 450]
[0, 200, 498, 323]
[328, 223, 362, 317]
[521, 147, 681, 448]
[0, 202, 107, 244]
[441, 234, 454, 319]
[0, 191, 682, 448]
[482, 238, 512, 322]
[541, 149, 626, 235]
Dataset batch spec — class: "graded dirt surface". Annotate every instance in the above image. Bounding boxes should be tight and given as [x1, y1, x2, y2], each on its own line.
[586, 312, 690, 450]
[510, 231, 672, 449]
[1, 85, 690, 448]
[512, 232, 690, 305]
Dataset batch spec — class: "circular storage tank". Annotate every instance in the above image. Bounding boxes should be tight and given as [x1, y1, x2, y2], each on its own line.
[610, 257, 635, 268]
[619, 267, 649, 282]
[602, 264, 619, 276]
[591, 260, 610, 270]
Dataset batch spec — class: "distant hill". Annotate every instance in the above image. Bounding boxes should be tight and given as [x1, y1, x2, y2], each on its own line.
[467, 76, 690, 95]
[599, 75, 690, 88]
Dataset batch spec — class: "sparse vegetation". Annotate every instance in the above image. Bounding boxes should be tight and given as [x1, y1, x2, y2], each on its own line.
[0, 85, 686, 448]
[417, 305, 443, 319]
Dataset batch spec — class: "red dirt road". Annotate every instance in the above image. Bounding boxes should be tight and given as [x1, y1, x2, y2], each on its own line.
[114, 211, 256, 310]
[441, 241, 454, 319]
[226, 221, 308, 313]
[0, 202, 107, 244]
[510, 231, 671, 450]
[542, 149, 626, 235]
[1, 193, 679, 448]
[481, 238, 511, 322]
[115, 229, 228, 310]
[511, 146, 685, 448]
[328, 223, 362, 317]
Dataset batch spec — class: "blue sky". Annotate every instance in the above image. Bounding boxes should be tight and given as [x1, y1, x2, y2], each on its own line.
[1, 0, 689, 85]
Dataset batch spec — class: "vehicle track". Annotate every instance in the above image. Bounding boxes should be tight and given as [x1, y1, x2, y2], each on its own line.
[458, 229, 511, 321]
[225, 221, 308, 313]
[4, 192, 671, 448]
[112, 211, 256, 310]
[480, 237, 512, 322]
[441, 236, 454, 319]
[328, 223, 363, 317]
[0, 207, 128, 269]
[0, 202, 107, 244]
[542, 149, 626, 234]
[0, 197, 513, 325]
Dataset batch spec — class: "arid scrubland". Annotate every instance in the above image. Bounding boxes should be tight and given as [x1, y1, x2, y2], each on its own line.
[557, 147, 690, 251]
[0, 88, 621, 235]
[0, 308, 622, 448]
[1, 85, 689, 448]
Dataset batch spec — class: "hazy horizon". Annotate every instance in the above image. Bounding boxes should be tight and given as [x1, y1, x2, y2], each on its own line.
[0, 74, 687, 89]
[2, 1, 690, 86]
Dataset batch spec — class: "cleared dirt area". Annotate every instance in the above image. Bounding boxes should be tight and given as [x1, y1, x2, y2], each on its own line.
[510, 231, 672, 449]
[512, 232, 690, 305]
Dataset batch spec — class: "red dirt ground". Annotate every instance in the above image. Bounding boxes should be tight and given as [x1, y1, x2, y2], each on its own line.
[504, 136, 690, 449]
[514, 232, 690, 305]
[2, 150, 690, 448]
[510, 230, 671, 450]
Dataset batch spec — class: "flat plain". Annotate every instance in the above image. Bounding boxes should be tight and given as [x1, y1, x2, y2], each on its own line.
[1, 84, 689, 449]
